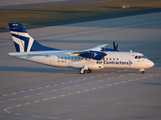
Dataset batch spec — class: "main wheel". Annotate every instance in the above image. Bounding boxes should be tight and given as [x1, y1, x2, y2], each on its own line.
[87, 69, 92, 73]
[79, 69, 85, 74]
[140, 71, 145, 74]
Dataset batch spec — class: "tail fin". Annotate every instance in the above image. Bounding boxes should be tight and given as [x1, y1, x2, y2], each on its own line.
[8, 23, 61, 52]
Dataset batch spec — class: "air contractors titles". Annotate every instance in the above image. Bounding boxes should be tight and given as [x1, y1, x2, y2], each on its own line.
[96, 60, 133, 66]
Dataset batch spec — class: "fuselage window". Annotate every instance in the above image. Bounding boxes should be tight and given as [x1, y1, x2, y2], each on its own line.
[68, 57, 70, 59]
[109, 58, 111, 61]
[61, 57, 63, 59]
[113, 58, 115, 60]
[117, 58, 119, 61]
[64, 57, 66, 59]
[106, 58, 108, 60]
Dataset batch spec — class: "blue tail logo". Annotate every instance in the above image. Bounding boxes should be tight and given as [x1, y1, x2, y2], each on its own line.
[8, 23, 61, 52]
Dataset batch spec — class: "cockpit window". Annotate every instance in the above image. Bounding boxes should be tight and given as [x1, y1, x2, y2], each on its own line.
[138, 56, 141, 59]
[134, 55, 146, 59]
[141, 56, 146, 58]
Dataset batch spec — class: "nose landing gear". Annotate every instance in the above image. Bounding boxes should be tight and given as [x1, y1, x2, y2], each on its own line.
[140, 69, 145, 74]
[140, 71, 145, 74]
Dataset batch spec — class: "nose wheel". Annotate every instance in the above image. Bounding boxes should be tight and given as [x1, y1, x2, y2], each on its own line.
[140, 71, 145, 74]
[140, 69, 145, 74]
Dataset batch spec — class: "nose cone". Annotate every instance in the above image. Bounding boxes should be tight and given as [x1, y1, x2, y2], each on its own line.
[148, 60, 154, 67]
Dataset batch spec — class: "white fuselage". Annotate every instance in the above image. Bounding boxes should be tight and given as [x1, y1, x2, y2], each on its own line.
[9, 50, 154, 72]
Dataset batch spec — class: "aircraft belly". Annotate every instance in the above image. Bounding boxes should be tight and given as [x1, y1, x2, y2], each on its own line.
[104, 64, 130, 69]
[22, 56, 51, 65]
[54, 62, 70, 68]
[68, 61, 89, 69]
[87, 63, 104, 70]
[69, 64, 83, 69]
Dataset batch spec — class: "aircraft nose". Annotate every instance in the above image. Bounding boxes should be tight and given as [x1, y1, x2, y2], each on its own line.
[148, 60, 154, 67]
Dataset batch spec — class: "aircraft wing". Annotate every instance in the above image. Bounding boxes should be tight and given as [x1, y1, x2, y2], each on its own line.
[85, 44, 115, 52]
[85, 44, 109, 51]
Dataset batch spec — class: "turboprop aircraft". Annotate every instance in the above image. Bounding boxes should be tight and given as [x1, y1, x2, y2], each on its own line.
[8, 23, 154, 74]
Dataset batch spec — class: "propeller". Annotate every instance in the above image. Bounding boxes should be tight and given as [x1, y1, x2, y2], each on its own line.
[113, 41, 119, 52]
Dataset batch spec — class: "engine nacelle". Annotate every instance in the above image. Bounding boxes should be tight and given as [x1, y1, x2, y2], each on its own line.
[79, 51, 107, 60]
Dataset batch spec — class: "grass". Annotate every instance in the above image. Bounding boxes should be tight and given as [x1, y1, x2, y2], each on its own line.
[0, 0, 161, 28]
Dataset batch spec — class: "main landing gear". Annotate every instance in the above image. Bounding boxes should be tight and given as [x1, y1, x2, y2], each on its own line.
[79, 68, 92, 74]
[87, 69, 92, 73]
[79, 69, 85, 74]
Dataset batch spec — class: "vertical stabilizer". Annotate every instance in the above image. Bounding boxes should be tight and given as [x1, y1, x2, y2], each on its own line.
[8, 23, 61, 52]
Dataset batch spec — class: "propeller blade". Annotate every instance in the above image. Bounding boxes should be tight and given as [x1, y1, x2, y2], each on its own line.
[113, 41, 119, 52]
[101, 52, 107, 60]
[113, 41, 116, 50]
[116, 44, 118, 50]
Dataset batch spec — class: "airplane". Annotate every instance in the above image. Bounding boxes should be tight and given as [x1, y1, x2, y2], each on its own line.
[8, 23, 154, 74]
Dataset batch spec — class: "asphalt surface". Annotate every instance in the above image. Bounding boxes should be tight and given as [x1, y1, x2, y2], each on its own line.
[0, 11, 161, 120]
